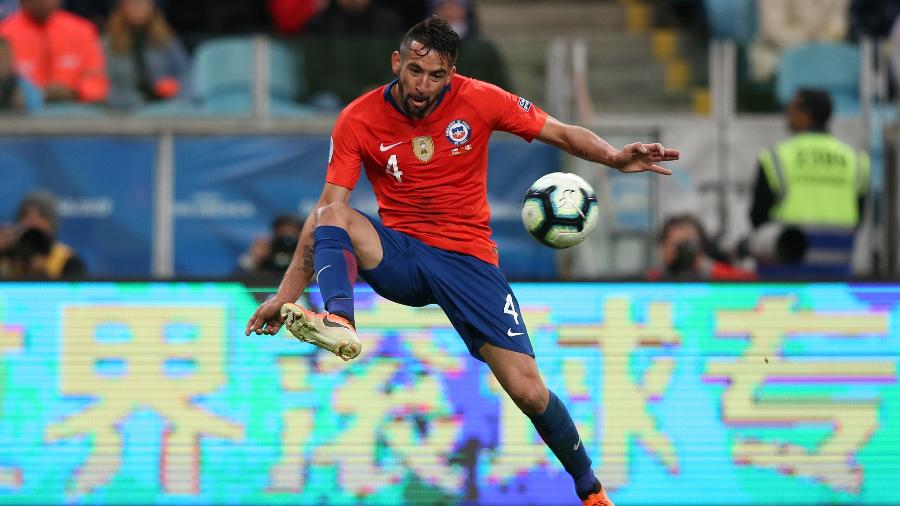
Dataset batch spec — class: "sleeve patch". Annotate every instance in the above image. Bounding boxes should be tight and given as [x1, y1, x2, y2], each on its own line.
[518, 97, 532, 112]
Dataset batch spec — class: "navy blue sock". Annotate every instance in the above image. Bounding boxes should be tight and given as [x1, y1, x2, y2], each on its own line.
[526, 390, 597, 499]
[313, 226, 357, 325]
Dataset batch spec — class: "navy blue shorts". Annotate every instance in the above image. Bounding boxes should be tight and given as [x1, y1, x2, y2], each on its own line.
[357, 211, 534, 362]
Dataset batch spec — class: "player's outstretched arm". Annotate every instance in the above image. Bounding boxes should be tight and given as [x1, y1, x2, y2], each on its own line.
[245, 183, 352, 336]
[535, 115, 679, 175]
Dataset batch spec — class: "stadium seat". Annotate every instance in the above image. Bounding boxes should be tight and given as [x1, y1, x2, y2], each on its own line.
[191, 36, 312, 117]
[776, 42, 860, 115]
[705, 0, 757, 42]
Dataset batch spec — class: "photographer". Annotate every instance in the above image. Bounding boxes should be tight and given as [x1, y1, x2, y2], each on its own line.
[0, 190, 86, 279]
[648, 214, 756, 281]
[237, 213, 304, 275]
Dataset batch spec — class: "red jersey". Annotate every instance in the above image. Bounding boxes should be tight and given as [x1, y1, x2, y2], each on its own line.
[326, 74, 549, 266]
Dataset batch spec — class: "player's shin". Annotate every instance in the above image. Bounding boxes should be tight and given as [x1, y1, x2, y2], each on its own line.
[527, 390, 599, 500]
[313, 225, 358, 326]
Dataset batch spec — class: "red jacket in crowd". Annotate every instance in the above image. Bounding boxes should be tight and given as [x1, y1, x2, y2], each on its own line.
[0, 9, 108, 102]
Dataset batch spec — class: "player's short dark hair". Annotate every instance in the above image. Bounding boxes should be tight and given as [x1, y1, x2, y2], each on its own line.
[794, 88, 832, 130]
[400, 16, 460, 65]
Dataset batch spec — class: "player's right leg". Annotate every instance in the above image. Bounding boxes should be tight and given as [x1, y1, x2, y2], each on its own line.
[281, 202, 382, 360]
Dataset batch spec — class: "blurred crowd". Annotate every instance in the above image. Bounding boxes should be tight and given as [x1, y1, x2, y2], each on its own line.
[0, 0, 505, 114]
[0, 1, 879, 281]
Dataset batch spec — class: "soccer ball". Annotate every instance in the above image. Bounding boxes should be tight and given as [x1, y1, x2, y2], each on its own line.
[521, 172, 599, 249]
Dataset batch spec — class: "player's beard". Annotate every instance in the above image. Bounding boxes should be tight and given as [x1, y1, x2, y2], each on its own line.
[397, 82, 433, 119]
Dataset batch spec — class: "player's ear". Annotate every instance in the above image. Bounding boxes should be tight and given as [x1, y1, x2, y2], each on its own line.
[391, 51, 401, 75]
[448, 65, 456, 80]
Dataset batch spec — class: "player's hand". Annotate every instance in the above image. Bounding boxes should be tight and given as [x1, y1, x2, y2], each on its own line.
[245, 296, 289, 336]
[613, 142, 679, 175]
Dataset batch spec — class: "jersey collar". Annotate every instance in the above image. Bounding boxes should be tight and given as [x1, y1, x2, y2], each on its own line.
[383, 79, 453, 118]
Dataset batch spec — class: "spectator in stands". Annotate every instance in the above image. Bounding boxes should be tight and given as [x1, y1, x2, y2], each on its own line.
[104, 0, 188, 110]
[749, 0, 849, 81]
[431, 0, 477, 39]
[306, 0, 404, 36]
[430, 0, 510, 89]
[0, 36, 41, 112]
[647, 214, 756, 281]
[5, 190, 86, 279]
[237, 213, 304, 275]
[749, 88, 869, 278]
[0, 0, 108, 103]
[268, 0, 322, 35]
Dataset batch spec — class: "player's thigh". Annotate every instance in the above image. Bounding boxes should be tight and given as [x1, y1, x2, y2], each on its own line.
[355, 212, 433, 307]
[344, 210, 383, 270]
[424, 250, 534, 360]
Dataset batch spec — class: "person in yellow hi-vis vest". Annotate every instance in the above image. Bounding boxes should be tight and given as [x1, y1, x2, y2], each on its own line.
[11, 190, 86, 279]
[750, 88, 870, 278]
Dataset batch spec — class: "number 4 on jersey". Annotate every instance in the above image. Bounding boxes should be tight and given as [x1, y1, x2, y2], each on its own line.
[504, 294, 520, 325]
[386, 154, 403, 182]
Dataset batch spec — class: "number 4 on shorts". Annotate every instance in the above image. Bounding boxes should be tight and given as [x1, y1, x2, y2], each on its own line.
[504, 294, 520, 325]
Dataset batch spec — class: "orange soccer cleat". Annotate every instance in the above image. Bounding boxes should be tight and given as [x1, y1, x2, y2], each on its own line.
[280, 303, 362, 361]
[581, 486, 615, 506]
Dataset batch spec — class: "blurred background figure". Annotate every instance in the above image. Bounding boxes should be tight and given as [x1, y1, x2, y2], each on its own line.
[749, 0, 849, 81]
[648, 214, 755, 281]
[237, 213, 304, 276]
[0, 0, 108, 103]
[0, 190, 87, 279]
[305, 0, 404, 36]
[749, 88, 869, 278]
[429, 0, 509, 89]
[103, 0, 188, 110]
[0, 35, 41, 112]
[267, 0, 323, 35]
[431, 0, 477, 39]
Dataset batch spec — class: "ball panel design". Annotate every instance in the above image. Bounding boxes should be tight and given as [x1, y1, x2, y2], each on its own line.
[521, 172, 599, 249]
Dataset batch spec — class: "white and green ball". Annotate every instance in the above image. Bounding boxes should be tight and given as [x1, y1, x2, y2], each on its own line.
[521, 172, 599, 249]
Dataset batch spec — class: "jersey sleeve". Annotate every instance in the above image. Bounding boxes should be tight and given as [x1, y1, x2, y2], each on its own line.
[473, 80, 548, 142]
[325, 109, 363, 190]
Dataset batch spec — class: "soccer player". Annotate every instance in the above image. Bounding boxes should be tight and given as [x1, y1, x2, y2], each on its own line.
[245, 17, 678, 506]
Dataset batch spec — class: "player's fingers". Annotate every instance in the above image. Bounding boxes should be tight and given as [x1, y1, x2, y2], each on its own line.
[649, 164, 673, 175]
[662, 148, 680, 160]
[623, 142, 647, 155]
[245, 311, 261, 336]
[649, 143, 665, 156]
